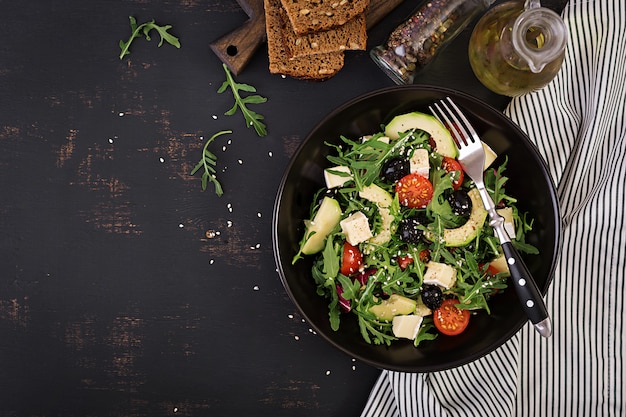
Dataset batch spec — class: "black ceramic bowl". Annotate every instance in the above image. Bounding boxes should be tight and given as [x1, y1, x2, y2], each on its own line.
[272, 85, 561, 372]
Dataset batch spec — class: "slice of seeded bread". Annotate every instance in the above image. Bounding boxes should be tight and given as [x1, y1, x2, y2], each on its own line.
[280, 0, 370, 35]
[265, 0, 345, 80]
[281, 6, 367, 58]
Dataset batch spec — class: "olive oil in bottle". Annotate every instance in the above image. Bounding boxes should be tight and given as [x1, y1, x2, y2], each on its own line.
[468, 0, 567, 96]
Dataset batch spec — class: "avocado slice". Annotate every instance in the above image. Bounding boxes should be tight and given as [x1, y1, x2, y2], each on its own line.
[425, 188, 488, 247]
[358, 184, 394, 245]
[384, 111, 458, 158]
[300, 197, 342, 255]
[369, 294, 417, 321]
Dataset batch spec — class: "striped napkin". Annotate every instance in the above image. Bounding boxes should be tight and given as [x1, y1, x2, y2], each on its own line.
[361, 1, 625, 416]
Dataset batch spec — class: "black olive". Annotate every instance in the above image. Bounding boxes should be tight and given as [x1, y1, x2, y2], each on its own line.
[381, 156, 410, 183]
[448, 189, 472, 217]
[421, 285, 444, 310]
[397, 216, 424, 244]
[317, 187, 338, 206]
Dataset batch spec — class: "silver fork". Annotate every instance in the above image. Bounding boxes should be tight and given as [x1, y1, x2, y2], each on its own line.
[429, 97, 552, 338]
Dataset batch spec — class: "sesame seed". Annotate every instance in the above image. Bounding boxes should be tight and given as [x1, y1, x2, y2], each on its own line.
[159, 157, 164, 163]
[212, 115, 218, 120]
[294, 335, 300, 341]
[253, 285, 259, 291]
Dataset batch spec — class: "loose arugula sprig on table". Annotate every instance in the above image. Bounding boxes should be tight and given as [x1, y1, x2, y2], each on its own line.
[119, 16, 181, 59]
[190, 130, 232, 196]
[218, 64, 268, 137]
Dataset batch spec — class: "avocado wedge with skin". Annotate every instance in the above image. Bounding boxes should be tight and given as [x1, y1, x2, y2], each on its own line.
[384, 111, 458, 158]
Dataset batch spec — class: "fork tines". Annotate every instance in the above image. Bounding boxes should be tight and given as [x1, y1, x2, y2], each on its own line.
[429, 97, 479, 148]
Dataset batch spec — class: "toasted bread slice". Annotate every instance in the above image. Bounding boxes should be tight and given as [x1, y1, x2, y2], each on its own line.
[280, 0, 370, 35]
[281, 7, 367, 58]
[265, 0, 345, 80]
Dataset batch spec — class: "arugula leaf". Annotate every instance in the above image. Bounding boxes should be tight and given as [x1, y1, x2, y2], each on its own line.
[322, 235, 340, 279]
[218, 64, 268, 137]
[428, 169, 457, 227]
[119, 16, 181, 59]
[413, 319, 438, 347]
[190, 130, 232, 196]
[357, 314, 396, 346]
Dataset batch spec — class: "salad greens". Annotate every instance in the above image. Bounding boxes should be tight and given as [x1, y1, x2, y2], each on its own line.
[119, 17, 181, 60]
[218, 64, 268, 137]
[294, 122, 538, 346]
[190, 130, 232, 196]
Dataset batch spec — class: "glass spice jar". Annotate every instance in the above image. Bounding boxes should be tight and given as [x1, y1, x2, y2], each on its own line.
[371, 0, 496, 84]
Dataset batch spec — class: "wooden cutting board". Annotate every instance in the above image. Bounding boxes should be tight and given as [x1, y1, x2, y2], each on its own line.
[210, 0, 406, 75]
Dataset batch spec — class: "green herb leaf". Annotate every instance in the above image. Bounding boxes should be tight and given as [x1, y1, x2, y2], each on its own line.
[218, 64, 268, 137]
[119, 17, 180, 60]
[190, 130, 232, 196]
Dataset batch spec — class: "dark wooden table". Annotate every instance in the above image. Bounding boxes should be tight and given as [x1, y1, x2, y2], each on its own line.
[0, 0, 565, 415]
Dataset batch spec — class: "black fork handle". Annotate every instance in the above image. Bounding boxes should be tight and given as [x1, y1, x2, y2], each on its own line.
[501, 241, 552, 337]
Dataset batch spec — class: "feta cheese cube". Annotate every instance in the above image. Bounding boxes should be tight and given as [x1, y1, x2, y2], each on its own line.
[361, 135, 390, 145]
[340, 211, 373, 246]
[409, 148, 430, 178]
[377, 136, 390, 145]
[324, 166, 352, 189]
[496, 207, 516, 238]
[423, 261, 457, 289]
[392, 315, 423, 340]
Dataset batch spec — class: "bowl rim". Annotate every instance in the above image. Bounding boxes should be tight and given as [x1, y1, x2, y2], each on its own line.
[272, 84, 562, 371]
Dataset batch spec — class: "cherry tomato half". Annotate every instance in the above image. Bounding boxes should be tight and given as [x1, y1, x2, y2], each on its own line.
[340, 242, 363, 276]
[433, 298, 470, 336]
[397, 250, 430, 270]
[481, 263, 500, 278]
[396, 173, 434, 208]
[441, 156, 465, 190]
[397, 255, 414, 271]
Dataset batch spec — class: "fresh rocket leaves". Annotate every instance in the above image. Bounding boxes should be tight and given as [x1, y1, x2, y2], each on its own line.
[189, 66, 269, 196]
[218, 64, 268, 137]
[326, 130, 430, 190]
[297, 124, 540, 347]
[119, 16, 180, 59]
[190, 130, 232, 196]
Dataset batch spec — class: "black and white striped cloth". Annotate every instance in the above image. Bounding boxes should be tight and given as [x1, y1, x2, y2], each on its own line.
[361, 1, 625, 416]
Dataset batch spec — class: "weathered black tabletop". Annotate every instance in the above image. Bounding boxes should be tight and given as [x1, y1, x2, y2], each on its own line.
[0, 0, 565, 416]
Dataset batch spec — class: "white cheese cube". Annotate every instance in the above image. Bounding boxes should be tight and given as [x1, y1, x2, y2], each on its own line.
[496, 207, 516, 239]
[377, 136, 390, 145]
[409, 148, 430, 178]
[361, 135, 390, 145]
[423, 261, 457, 289]
[324, 166, 352, 189]
[392, 315, 424, 340]
[482, 141, 497, 170]
[340, 211, 373, 246]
